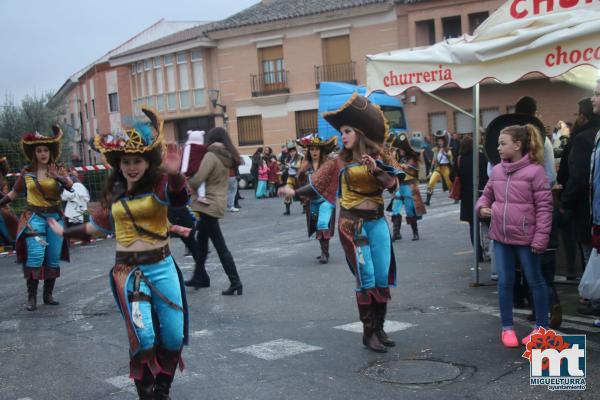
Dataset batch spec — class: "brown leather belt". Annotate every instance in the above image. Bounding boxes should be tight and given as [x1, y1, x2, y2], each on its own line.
[26, 205, 61, 214]
[340, 206, 384, 221]
[115, 245, 171, 265]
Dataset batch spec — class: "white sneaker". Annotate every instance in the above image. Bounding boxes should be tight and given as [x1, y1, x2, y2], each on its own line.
[228, 207, 240, 212]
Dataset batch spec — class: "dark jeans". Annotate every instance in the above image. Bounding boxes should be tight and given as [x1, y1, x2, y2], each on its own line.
[541, 250, 560, 307]
[467, 220, 484, 262]
[195, 213, 241, 285]
[495, 242, 549, 328]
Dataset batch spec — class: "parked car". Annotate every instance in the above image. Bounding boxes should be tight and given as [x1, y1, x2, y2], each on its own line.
[238, 154, 255, 189]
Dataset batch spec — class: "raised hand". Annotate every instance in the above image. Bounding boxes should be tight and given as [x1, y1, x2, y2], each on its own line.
[163, 142, 183, 175]
[361, 154, 377, 173]
[47, 164, 59, 179]
[277, 186, 294, 198]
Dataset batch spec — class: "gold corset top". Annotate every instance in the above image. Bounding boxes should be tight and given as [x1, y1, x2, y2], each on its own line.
[25, 175, 61, 207]
[340, 164, 383, 209]
[111, 194, 169, 247]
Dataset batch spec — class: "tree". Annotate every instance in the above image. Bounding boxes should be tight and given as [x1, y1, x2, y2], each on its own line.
[0, 93, 67, 171]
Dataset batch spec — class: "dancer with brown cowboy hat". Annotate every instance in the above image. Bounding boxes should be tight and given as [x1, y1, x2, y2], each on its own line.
[48, 108, 189, 399]
[279, 93, 404, 353]
[389, 132, 426, 241]
[295, 133, 338, 264]
[0, 128, 72, 311]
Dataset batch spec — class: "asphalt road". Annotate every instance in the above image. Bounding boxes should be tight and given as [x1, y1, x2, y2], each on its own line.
[0, 189, 598, 400]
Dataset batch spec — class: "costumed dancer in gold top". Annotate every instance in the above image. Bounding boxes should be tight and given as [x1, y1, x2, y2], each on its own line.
[0, 128, 72, 311]
[425, 130, 453, 205]
[47, 108, 189, 399]
[282, 140, 303, 215]
[296, 133, 338, 264]
[279, 94, 405, 353]
[389, 133, 426, 241]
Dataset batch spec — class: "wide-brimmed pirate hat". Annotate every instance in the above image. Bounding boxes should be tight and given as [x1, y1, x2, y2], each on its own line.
[433, 129, 450, 146]
[323, 93, 389, 144]
[485, 113, 546, 165]
[296, 133, 337, 154]
[94, 108, 163, 167]
[21, 126, 63, 162]
[286, 138, 297, 151]
[390, 132, 424, 155]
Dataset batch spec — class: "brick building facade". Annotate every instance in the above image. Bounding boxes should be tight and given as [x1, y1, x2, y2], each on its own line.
[56, 0, 591, 156]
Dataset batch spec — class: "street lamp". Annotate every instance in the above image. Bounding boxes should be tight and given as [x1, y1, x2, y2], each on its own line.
[208, 89, 228, 128]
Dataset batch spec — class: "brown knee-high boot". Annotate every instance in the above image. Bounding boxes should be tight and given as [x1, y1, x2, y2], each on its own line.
[391, 215, 402, 241]
[43, 278, 59, 305]
[373, 302, 396, 347]
[318, 239, 330, 264]
[154, 348, 183, 399]
[425, 191, 432, 206]
[358, 303, 387, 353]
[133, 365, 155, 400]
[406, 217, 419, 241]
[26, 278, 38, 311]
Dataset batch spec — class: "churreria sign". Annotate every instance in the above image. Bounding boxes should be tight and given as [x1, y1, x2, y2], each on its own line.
[383, 65, 453, 88]
[545, 45, 600, 67]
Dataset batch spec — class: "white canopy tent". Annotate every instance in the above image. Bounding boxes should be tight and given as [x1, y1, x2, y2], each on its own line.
[366, 0, 600, 284]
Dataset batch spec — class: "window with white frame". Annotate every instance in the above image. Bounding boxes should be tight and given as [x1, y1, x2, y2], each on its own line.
[153, 57, 161, 68]
[176, 52, 187, 64]
[179, 91, 190, 109]
[156, 66, 164, 94]
[481, 108, 500, 130]
[147, 69, 154, 95]
[146, 96, 156, 109]
[193, 89, 205, 107]
[167, 93, 177, 111]
[191, 49, 202, 61]
[144, 59, 151, 70]
[428, 112, 447, 135]
[108, 92, 119, 112]
[166, 64, 175, 92]
[192, 57, 204, 89]
[164, 54, 173, 66]
[178, 62, 189, 90]
[156, 95, 165, 112]
[140, 72, 146, 97]
[131, 65, 136, 75]
[454, 111, 473, 135]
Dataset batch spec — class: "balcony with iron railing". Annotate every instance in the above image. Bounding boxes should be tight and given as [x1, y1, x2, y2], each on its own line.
[250, 71, 290, 97]
[314, 62, 357, 88]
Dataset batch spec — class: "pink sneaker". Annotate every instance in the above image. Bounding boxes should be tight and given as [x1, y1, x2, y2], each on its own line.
[501, 329, 519, 348]
[521, 327, 541, 345]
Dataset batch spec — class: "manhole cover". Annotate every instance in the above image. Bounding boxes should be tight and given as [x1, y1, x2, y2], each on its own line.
[363, 360, 462, 385]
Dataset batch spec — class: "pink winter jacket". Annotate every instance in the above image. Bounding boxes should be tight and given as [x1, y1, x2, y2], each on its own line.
[258, 164, 269, 181]
[475, 155, 553, 252]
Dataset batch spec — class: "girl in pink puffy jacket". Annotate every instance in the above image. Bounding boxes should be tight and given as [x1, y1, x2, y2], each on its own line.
[476, 124, 553, 348]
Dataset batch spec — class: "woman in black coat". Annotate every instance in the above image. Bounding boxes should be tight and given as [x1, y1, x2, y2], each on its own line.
[453, 135, 488, 259]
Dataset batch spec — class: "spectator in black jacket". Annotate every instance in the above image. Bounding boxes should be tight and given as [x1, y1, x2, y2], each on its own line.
[556, 98, 594, 279]
[453, 135, 488, 260]
[560, 94, 600, 269]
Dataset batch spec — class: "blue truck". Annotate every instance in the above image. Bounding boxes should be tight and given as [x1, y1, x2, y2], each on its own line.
[317, 81, 407, 140]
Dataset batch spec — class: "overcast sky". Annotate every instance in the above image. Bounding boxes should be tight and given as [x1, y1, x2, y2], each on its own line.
[0, 0, 259, 106]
